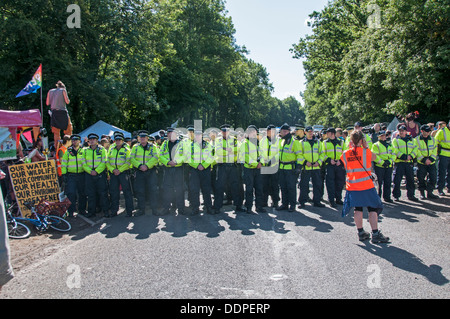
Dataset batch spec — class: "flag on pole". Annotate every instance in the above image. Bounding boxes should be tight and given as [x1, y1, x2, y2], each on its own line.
[16, 64, 42, 98]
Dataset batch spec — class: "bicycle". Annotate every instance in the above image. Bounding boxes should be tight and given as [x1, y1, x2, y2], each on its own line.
[6, 200, 71, 239]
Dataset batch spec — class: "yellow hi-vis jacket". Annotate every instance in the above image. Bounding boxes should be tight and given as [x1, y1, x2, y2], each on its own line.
[298, 137, 324, 170]
[436, 126, 450, 158]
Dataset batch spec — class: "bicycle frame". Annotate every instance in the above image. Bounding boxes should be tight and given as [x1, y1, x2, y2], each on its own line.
[13, 207, 51, 232]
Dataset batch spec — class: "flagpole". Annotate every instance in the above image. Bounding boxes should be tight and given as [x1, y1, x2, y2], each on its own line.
[40, 86, 43, 126]
[40, 64, 43, 126]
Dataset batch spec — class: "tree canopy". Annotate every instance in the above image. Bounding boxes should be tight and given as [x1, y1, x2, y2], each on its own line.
[292, 0, 449, 127]
[0, 0, 306, 135]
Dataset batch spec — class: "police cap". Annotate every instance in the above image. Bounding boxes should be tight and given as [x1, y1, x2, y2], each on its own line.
[114, 132, 124, 140]
[138, 130, 149, 137]
[70, 134, 81, 140]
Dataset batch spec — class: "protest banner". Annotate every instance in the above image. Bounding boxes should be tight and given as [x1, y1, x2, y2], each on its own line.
[0, 127, 17, 161]
[8, 160, 60, 217]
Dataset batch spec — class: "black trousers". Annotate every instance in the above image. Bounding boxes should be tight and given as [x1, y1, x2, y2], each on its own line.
[299, 169, 322, 204]
[262, 170, 280, 205]
[134, 169, 158, 213]
[161, 166, 185, 212]
[85, 172, 109, 215]
[109, 172, 134, 215]
[65, 173, 86, 215]
[417, 163, 437, 193]
[243, 167, 264, 210]
[279, 169, 297, 207]
[214, 164, 243, 209]
[374, 165, 393, 200]
[393, 162, 415, 199]
[325, 164, 345, 202]
[437, 155, 450, 191]
[189, 167, 213, 211]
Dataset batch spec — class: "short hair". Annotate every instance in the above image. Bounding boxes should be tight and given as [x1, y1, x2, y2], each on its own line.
[62, 135, 71, 144]
[56, 81, 65, 88]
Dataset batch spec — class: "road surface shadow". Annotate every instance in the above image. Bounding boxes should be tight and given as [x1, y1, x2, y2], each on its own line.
[357, 241, 449, 286]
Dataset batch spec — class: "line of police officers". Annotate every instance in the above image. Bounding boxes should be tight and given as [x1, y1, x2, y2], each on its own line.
[59, 120, 450, 218]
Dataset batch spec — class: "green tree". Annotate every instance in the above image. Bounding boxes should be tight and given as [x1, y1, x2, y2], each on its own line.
[292, 0, 450, 126]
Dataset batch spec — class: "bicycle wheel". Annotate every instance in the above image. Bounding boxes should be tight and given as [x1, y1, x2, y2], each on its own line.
[8, 221, 31, 239]
[46, 215, 71, 232]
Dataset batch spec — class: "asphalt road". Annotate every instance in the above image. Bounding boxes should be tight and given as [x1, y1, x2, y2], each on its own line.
[2, 190, 449, 301]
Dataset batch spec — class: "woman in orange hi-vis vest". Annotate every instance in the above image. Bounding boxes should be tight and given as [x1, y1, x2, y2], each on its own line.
[340, 130, 390, 243]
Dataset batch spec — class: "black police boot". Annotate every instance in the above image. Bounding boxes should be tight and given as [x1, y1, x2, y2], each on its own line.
[235, 205, 247, 213]
[427, 192, 439, 199]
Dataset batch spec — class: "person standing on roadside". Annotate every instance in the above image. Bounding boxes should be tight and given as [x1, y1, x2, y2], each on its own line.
[371, 131, 395, 203]
[82, 133, 109, 218]
[341, 130, 390, 243]
[107, 132, 134, 217]
[415, 125, 439, 200]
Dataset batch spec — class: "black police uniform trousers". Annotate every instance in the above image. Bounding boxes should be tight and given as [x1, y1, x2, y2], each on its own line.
[262, 169, 280, 206]
[374, 165, 393, 200]
[299, 169, 322, 205]
[393, 162, 415, 199]
[279, 168, 297, 208]
[325, 164, 346, 203]
[110, 171, 134, 215]
[417, 163, 437, 193]
[85, 172, 109, 216]
[214, 164, 243, 210]
[189, 167, 213, 212]
[437, 155, 450, 191]
[243, 167, 264, 210]
[134, 169, 158, 214]
[65, 173, 86, 215]
[161, 166, 185, 213]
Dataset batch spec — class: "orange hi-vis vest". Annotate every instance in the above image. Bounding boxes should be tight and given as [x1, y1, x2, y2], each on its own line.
[56, 145, 67, 177]
[340, 147, 374, 191]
